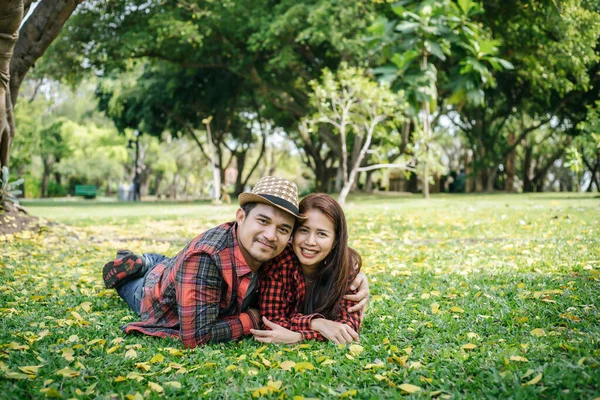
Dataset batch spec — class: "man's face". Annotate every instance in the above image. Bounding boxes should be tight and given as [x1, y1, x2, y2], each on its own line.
[236, 204, 295, 271]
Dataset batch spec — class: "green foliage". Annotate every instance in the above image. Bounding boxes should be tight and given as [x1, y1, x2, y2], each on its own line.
[1, 194, 599, 397]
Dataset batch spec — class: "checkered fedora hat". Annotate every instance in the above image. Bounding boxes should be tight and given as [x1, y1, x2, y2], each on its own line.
[238, 176, 306, 220]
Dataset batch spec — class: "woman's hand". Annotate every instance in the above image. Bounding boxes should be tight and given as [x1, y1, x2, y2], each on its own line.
[344, 270, 369, 313]
[310, 318, 359, 344]
[250, 317, 303, 344]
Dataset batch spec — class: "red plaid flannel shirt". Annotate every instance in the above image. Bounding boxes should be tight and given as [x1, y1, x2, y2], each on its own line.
[123, 222, 259, 348]
[259, 245, 363, 340]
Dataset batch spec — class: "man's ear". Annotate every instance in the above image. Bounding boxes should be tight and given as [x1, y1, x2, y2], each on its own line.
[236, 208, 246, 224]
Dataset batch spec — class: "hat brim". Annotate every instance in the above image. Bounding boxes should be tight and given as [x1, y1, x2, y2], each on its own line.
[239, 193, 306, 220]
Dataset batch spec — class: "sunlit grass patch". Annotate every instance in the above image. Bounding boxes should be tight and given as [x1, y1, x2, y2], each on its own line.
[1, 194, 599, 398]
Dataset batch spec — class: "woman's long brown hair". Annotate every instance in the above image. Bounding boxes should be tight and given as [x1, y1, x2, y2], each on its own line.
[299, 194, 362, 320]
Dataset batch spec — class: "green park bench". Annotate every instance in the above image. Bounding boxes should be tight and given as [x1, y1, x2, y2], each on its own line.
[74, 185, 98, 199]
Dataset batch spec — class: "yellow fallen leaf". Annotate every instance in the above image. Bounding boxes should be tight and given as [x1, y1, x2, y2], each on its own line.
[462, 343, 477, 350]
[150, 353, 164, 363]
[421, 293, 431, 299]
[125, 349, 138, 359]
[225, 365, 237, 371]
[294, 362, 315, 372]
[135, 362, 151, 372]
[404, 346, 412, 355]
[523, 373, 542, 386]
[530, 328, 546, 337]
[39, 387, 61, 397]
[18, 365, 43, 375]
[8, 342, 29, 351]
[268, 381, 283, 390]
[509, 356, 529, 362]
[106, 345, 120, 354]
[320, 359, 335, 366]
[55, 367, 79, 378]
[279, 361, 295, 371]
[148, 382, 164, 393]
[62, 348, 74, 362]
[389, 355, 408, 366]
[521, 369, 535, 380]
[450, 306, 464, 313]
[126, 372, 144, 382]
[165, 347, 184, 356]
[431, 303, 440, 314]
[6, 372, 30, 380]
[114, 376, 127, 382]
[340, 389, 357, 398]
[349, 344, 364, 356]
[87, 338, 105, 346]
[399, 383, 421, 393]
[364, 363, 386, 370]
[163, 381, 182, 389]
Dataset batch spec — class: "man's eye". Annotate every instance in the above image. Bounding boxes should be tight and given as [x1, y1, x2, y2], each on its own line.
[279, 228, 289, 235]
[257, 218, 267, 224]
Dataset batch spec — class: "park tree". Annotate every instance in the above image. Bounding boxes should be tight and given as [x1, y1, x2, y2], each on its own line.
[456, 0, 600, 192]
[0, 0, 82, 175]
[370, 0, 512, 197]
[303, 64, 409, 206]
[36, 0, 377, 192]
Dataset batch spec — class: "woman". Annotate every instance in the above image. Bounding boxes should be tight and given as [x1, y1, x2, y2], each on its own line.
[251, 193, 364, 345]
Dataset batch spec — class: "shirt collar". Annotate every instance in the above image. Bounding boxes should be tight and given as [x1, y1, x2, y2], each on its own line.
[231, 223, 252, 278]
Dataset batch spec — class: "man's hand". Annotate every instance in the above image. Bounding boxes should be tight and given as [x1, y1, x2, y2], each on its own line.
[250, 317, 303, 344]
[310, 318, 359, 344]
[344, 270, 369, 313]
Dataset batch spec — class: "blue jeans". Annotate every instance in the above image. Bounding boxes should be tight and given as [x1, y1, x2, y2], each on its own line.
[116, 253, 169, 315]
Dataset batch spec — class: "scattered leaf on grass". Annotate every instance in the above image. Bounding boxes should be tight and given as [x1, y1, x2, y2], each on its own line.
[279, 361, 295, 371]
[150, 353, 164, 363]
[294, 362, 315, 372]
[510, 356, 529, 362]
[55, 367, 79, 378]
[530, 328, 546, 337]
[164, 381, 181, 389]
[125, 349, 137, 359]
[523, 373, 543, 386]
[450, 306, 464, 313]
[462, 343, 477, 350]
[18, 365, 43, 375]
[148, 382, 164, 393]
[340, 389, 357, 398]
[6, 372, 30, 380]
[135, 362, 151, 372]
[399, 383, 421, 393]
[39, 388, 61, 398]
[349, 344, 364, 356]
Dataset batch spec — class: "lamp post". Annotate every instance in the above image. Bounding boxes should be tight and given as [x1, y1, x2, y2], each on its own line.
[127, 130, 141, 201]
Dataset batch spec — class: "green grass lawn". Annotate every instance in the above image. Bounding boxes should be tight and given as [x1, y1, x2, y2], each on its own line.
[1, 193, 599, 399]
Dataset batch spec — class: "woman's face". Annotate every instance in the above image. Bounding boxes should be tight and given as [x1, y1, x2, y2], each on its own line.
[293, 209, 336, 272]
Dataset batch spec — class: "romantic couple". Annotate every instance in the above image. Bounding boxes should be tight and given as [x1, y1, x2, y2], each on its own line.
[102, 176, 369, 348]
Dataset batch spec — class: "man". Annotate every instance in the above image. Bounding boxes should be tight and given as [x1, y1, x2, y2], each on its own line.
[102, 176, 368, 348]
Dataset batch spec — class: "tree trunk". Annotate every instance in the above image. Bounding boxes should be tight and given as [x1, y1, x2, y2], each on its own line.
[364, 171, 374, 193]
[504, 132, 517, 192]
[40, 158, 50, 198]
[1, 0, 80, 171]
[522, 142, 534, 192]
[421, 53, 430, 199]
[0, 0, 23, 171]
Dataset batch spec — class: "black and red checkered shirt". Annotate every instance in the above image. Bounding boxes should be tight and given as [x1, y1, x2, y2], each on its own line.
[259, 245, 363, 340]
[123, 222, 259, 348]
